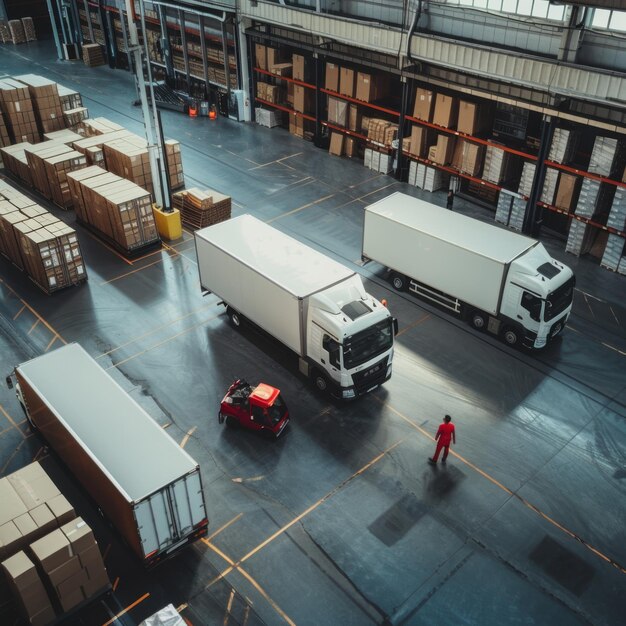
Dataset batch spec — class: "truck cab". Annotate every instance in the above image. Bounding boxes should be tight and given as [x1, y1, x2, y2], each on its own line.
[219, 380, 290, 438]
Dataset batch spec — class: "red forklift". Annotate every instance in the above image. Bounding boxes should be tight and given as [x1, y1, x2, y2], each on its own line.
[218, 379, 290, 438]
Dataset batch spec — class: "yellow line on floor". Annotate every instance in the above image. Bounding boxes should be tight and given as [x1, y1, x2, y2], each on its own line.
[354, 181, 398, 202]
[380, 398, 626, 576]
[1, 439, 25, 474]
[223, 589, 235, 626]
[101, 592, 150, 626]
[81, 229, 133, 266]
[180, 426, 196, 448]
[266, 193, 335, 224]
[0, 404, 27, 440]
[99, 255, 175, 286]
[27, 319, 40, 334]
[601, 342, 626, 356]
[208, 513, 243, 541]
[45, 336, 57, 352]
[12, 304, 25, 320]
[396, 313, 431, 337]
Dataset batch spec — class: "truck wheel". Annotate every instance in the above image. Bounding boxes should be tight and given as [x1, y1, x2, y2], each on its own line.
[227, 307, 241, 328]
[502, 327, 519, 346]
[471, 312, 487, 331]
[225, 415, 239, 428]
[391, 273, 406, 292]
[312, 370, 329, 393]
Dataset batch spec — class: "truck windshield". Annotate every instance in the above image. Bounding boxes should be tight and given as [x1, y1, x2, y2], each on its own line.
[343, 319, 393, 369]
[267, 395, 287, 425]
[544, 276, 575, 321]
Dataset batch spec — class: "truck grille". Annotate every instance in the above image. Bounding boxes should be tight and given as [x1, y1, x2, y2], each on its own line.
[352, 357, 388, 394]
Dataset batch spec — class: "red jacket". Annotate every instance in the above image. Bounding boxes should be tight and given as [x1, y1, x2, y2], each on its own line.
[436, 422, 455, 446]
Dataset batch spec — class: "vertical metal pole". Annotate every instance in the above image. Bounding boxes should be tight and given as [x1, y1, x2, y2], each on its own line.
[198, 15, 209, 90]
[178, 9, 190, 89]
[83, 0, 94, 43]
[46, 0, 64, 59]
[394, 75, 409, 180]
[119, 5, 132, 70]
[314, 52, 323, 146]
[236, 14, 251, 121]
[56, 0, 70, 44]
[158, 4, 173, 81]
[221, 21, 231, 96]
[70, 0, 83, 45]
[523, 114, 555, 237]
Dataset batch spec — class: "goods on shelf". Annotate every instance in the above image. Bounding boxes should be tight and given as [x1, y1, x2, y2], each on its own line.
[600, 234, 625, 272]
[540, 167, 559, 205]
[0, 181, 87, 289]
[355, 72, 387, 103]
[517, 161, 536, 196]
[339, 67, 355, 97]
[255, 107, 282, 128]
[0, 78, 39, 144]
[482, 144, 512, 184]
[566, 219, 595, 256]
[172, 187, 231, 230]
[15, 74, 65, 134]
[364, 148, 392, 174]
[367, 119, 396, 146]
[451, 140, 485, 176]
[432, 94, 458, 129]
[82, 43, 105, 67]
[67, 166, 160, 253]
[256, 82, 281, 104]
[44, 128, 83, 144]
[21, 17, 36, 42]
[271, 63, 292, 77]
[607, 187, 626, 231]
[266, 47, 285, 69]
[8, 19, 26, 44]
[292, 54, 306, 81]
[293, 85, 313, 113]
[457, 101, 491, 136]
[329, 132, 344, 156]
[325, 62, 340, 91]
[57, 84, 83, 111]
[408, 162, 448, 192]
[328, 97, 348, 127]
[0, 142, 33, 185]
[575, 178, 601, 218]
[412, 87, 434, 122]
[430, 134, 456, 166]
[289, 113, 304, 138]
[548, 128, 580, 164]
[348, 105, 360, 132]
[588, 135, 625, 178]
[553, 172, 579, 211]
[407, 125, 429, 157]
[25, 141, 75, 198]
[0, 20, 10, 43]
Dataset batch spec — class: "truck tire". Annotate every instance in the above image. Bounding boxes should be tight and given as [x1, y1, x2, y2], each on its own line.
[391, 273, 407, 292]
[312, 370, 329, 394]
[227, 307, 242, 328]
[502, 326, 519, 346]
[225, 415, 239, 428]
[470, 311, 487, 331]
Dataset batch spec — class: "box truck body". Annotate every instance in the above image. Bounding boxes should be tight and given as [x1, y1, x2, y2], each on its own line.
[14, 343, 208, 566]
[195, 215, 396, 399]
[363, 192, 574, 348]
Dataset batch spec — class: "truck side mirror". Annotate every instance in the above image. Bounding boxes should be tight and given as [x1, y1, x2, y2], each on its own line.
[393, 318, 399, 336]
[6, 376, 13, 390]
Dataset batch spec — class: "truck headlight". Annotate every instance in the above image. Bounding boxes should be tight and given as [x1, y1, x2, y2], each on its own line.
[342, 388, 356, 399]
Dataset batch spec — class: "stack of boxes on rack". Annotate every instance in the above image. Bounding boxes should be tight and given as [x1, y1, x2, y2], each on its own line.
[0, 78, 40, 144]
[0, 462, 109, 625]
[15, 75, 65, 135]
[0, 180, 87, 293]
[82, 43, 105, 67]
[57, 84, 89, 130]
[172, 187, 232, 231]
[0, 17, 36, 44]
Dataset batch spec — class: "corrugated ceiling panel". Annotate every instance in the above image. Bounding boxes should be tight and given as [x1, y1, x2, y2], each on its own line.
[241, 1, 626, 107]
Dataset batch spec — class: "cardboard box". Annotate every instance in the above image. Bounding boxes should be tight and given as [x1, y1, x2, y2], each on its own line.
[29, 528, 72, 572]
[0, 521, 23, 559]
[344, 137, 358, 158]
[266, 47, 282, 69]
[288, 113, 304, 138]
[292, 54, 305, 81]
[413, 88, 434, 122]
[348, 105, 360, 132]
[270, 63, 292, 78]
[286, 82, 294, 105]
[2, 549, 40, 589]
[356, 72, 376, 103]
[82, 563, 109, 597]
[61, 518, 95, 554]
[431, 135, 456, 165]
[255, 44, 267, 70]
[29, 606, 57, 626]
[293, 85, 312, 113]
[458, 141, 485, 176]
[47, 554, 82, 586]
[327, 97, 348, 127]
[339, 68, 355, 97]
[432, 94, 458, 129]
[554, 173, 578, 211]
[329, 132, 344, 156]
[457, 101, 490, 135]
[58, 585, 85, 612]
[46, 494, 75, 526]
[325, 63, 339, 92]
[409, 125, 428, 157]
[0, 479, 28, 526]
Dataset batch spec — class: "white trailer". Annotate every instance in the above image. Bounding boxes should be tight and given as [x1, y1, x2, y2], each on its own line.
[362, 192, 575, 348]
[12, 343, 209, 566]
[195, 214, 396, 399]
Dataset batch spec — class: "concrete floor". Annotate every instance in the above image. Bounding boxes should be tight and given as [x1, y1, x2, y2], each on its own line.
[1, 41, 626, 626]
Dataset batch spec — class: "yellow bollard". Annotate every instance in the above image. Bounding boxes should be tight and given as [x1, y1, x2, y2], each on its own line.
[152, 205, 183, 241]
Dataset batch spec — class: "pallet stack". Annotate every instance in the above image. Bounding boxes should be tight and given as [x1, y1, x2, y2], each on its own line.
[25, 141, 74, 198]
[16, 74, 66, 134]
[172, 187, 232, 230]
[44, 128, 83, 144]
[165, 139, 184, 189]
[45, 151, 89, 209]
[72, 129, 132, 166]
[0, 111, 10, 148]
[8, 20, 26, 44]
[0, 78, 39, 144]
[80, 117, 124, 137]
[57, 84, 83, 112]
[0, 180, 87, 291]
[0, 20, 10, 43]
[21, 17, 36, 42]
[0, 143, 33, 186]
[600, 187, 626, 273]
[67, 166, 160, 254]
[82, 43, 105, 67]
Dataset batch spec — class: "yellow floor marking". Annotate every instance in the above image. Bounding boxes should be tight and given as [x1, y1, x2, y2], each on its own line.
[106, 312, 222, 370]
[354, 181, 397, 202]
[380, 399, 626, 576]
[0, 404, 27, 440]
[99, 255, 176, 286]
[81, 229, 133, 266]
[601, 342, 626, 356]
[45, 336, 58, 352]
[180, 426, 197, 448]
[208, 513, 243, 541]
[223, 589, 235, 625]
[12, 304, 25, 320]
[396, 314, 431, 337]
[1, 439, 25, 474]
[27, 319, 40, 334]
[112, 577, 119, 591]
[266, 194, 335, 224]
[101, 592, 150, 626]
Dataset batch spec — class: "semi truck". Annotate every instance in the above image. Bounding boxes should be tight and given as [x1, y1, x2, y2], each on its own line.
[362, 192, 575, 349]
[195, 214, 397, 399]
[10, 343, 209, 566]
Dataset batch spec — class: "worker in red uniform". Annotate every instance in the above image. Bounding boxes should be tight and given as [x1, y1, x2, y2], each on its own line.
[429, 414, 455, 464]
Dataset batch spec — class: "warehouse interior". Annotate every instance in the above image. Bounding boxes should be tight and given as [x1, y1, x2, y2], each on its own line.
[1, 1, 626, 625]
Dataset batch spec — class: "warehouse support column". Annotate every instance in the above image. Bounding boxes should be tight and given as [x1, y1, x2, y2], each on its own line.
[314, 52, 323, 146]
[394, 76, 410, 180]
[523, 115, 555, 237]
[45, 0, 64, 60]
[236, 17, 251, 121]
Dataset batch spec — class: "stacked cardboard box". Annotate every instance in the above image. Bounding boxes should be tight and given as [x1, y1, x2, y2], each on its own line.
[21, 17, 37, 42]
[292, 54, 306, 81]
[293, 85, 313, 113]
[327, 97, 348, 127]
[540, 167, 559, 205]
[495, 189, 515, 225]
[0, 111, 10, 148]
[44, 128, 83, 144]
[82, 43, 105, 67]
[412, 88, 434, 122]
[452, 140, 485, 176]
[25, 141, 74, 198]
[482, 145, 511, 184]
[72, 129, 131, 165]
[548, 128, 580, 165]
[80, 117, 124, 137]
[172, 187, 231, 230]
[363, 148, 392, 174]
[0, 20, 10, 43]
[104, 138, 154, 197]
[600, 233, 625, 271]
[289, 113, 304, 138]
[30, 517, 109, 613]
[588, 136, 625, 178]
[432, 94, 458, 129]
[57, 84, 83, 112]
[165, 140, 184, 190]
[367, 119, 396, 146]
[0, 142, 33, 185]
[457, 101, 491, 136]
[607, 187, 626, 232]
[553, 172, 579, 211]
[408, 161, 447, 192]
[0, 78, 39, 144]
[44, 150, 89, 208]
[255, 107, 281, 128]
[355, 72, 386, 103]
[508, 196, 528, 231]
[566, 219, 595, 256]
[15, 75, 65, 134]
[63, 107, 89, 129]
[8, 20, 26, 44]
[517, 161, 536, 197]
[67, 166, 159, 253]
[1, 552, 56, 626]
[430, 134, 456, 166]
[575, 178, 601, 218]
[270, 63, 292, 78]
[325, 62, 340, 92]
[408, 125, 429, 157]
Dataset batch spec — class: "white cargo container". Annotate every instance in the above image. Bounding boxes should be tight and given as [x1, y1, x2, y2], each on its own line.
[362, 192, 575, 348]
[195, 214, 396, 399]
[12, 343, 209, 566]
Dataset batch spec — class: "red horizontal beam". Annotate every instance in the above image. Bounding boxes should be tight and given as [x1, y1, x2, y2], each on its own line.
[255, 99, 316, 122]
[544, 160, 626, 189]
[320, 88, 400, 118]
[254, 68, 316, 89]
[538, 202, 625, 239]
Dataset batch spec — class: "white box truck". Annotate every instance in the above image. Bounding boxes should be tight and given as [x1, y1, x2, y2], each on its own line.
[195, 214, 397, 399]
[11, 343, 209, 566]
[362, 192, 575, 349]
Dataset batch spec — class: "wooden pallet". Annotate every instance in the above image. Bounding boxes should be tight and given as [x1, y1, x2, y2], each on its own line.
[172, 187, 231, 231]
